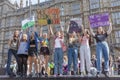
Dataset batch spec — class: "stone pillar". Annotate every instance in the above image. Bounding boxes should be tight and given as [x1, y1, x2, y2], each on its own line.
[20, 0, 23, 8]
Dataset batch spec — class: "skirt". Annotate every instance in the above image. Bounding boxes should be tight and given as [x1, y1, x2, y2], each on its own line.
[28, 47, 37, 56]
[40, 47, 50, 55]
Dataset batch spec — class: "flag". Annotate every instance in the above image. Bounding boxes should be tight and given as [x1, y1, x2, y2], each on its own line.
[22, 16, 35, 30]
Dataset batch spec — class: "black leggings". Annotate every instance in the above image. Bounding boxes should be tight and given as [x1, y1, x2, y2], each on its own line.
[17, 54, 28, 75]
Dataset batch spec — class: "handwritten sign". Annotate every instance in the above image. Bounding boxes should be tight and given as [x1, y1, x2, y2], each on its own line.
[69, 18, 82, 33]
[89, 13, 110, 28]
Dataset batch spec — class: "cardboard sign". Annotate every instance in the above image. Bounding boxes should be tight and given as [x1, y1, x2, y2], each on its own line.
[37, 8, 60, 25]
[69, 18, 82, 33]
[89, 13, 110, 28]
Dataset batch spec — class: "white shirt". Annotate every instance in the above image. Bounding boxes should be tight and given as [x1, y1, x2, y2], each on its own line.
[54, 37, 63, 48]
[81, 36, 89, 46]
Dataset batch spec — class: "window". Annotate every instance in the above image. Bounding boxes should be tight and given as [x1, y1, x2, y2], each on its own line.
[0, 20, 1, 28]
[0, 7, 1, 14]
[60, 5, 64, 16]
[6, 17, 10, 27]
[4, 31, 11, 40]
[0, 44, 2, 53]
[3, 44, 8, 53]
[111, 0, 120, 7]
[42, 26, 48, 33]
[89, 0, 100, 9]
[102, 0, 109, 7]
[71, 3, 80, 15]
[10, 17, 15, 27]
[20, 16, 24, 23]
[115, 31, 120, 44]
[112, 12, 120, 25]
[0, 33, 1, 40]
[55, 25, 61, 31]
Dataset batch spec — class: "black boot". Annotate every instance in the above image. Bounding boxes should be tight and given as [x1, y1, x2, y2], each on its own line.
[45, 73, 48, 77]
[103, 71, 109, 77]
[39, 72, 42, 77]
[96, 72, 100, 77]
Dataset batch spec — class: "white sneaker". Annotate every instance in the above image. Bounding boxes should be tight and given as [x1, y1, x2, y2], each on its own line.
[59, 74, 63, 77]
[67, 71, 71, 75]
[87, 73, 92, 77]
[53, 74, 57, 77]
[81, 72, 85, 77]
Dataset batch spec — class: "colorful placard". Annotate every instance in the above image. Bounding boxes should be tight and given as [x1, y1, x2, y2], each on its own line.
[37, 8, 60, 25]
[69, 18, 82, 33]
[89, 13, 110, 28]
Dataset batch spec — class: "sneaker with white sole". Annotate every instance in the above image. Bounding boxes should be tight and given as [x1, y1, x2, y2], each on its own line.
[81, 72, 85, 77]
[59, 74, 63, 77]
[87, 73, 92, 77]
[53, 74, 57, 77]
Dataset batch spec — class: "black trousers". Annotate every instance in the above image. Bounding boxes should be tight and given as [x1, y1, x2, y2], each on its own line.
[17, 54, 28, 75]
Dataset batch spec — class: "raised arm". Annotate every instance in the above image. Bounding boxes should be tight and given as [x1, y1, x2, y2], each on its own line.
[89, 26, 95, 37]
[47, 25, 51, 39]
[33, 26, 39, 38]
[73, 31, 78, 39]
[81, 24, 84, 33]
[107, 21, 112, 35]
[66, 22, 70, 33]
[19, 30, 23, 41]
[40, 27, 42, 37]
[33, 26, 37, 32]
[78, 35, 83, 43]
[8, 39, 12, 49]
[50, 25, 54, 36]
[88, 21, 95, 37]
[34, 26, 43, 41]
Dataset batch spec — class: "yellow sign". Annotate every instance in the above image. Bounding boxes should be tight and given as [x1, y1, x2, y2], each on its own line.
[38, 19, 47, 26]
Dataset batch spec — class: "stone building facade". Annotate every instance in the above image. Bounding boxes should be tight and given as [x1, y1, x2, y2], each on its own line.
[0, 0, 120, 66]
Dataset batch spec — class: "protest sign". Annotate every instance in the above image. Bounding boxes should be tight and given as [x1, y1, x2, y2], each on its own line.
[89, 13, 110, 28]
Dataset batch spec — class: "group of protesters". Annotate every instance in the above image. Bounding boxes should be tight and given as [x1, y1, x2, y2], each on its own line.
[6, 18, 113, 78]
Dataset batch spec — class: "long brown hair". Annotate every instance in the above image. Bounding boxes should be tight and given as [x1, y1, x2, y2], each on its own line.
[97, 27, 105, 34]
[13, 31, 19, 41]
[30, 32, 34, 40]
[82, 29, 92, 45]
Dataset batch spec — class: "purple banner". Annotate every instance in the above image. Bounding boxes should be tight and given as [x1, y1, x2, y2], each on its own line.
[89, 13, 110, 28]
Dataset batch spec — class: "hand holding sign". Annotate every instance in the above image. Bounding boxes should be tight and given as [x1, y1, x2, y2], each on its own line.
[107, 17, 113, 35]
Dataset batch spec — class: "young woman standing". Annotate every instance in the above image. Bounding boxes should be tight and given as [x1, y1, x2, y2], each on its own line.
[6, 30, 19, 77]
[67, 32, 78, 75]
[79, 27, 91, 77]
[50, 26, 64, 77]
[90, 22, 112, 77]
[39, 32, 50, 77]
[34, 27, 51, 77]
[27, 31, 39, 77]
[17, 34, 28, 77]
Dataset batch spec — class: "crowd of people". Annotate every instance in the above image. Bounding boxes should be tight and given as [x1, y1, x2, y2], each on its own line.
[5, 19, 114, 78]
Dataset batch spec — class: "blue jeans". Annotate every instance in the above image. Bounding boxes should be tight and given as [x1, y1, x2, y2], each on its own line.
[96, 41, 109, 73]
[6, 49, 18, 75]
[54, 48, 63, 75]
[68, 47, 78, 72]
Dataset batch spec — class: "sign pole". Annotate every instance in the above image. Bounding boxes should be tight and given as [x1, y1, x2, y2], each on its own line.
[29, 0, 32, 32]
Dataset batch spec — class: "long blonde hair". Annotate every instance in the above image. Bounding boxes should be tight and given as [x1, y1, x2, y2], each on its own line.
[21, 34, 27, 42]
